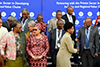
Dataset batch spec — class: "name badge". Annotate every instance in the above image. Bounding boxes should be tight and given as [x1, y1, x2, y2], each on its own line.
[57, 43, 60, 48]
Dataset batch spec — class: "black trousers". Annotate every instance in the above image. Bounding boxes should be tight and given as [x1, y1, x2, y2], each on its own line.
[51, 49, 58, 67]
[92, 54, 100, 67]
[82, 49, 94, 67]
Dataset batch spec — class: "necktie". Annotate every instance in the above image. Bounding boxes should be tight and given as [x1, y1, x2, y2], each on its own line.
[85, 29, 89, 48]
[23, 19, 25, 24]
[87, 28, 88, 34]
[58, 30, 60, 43]
[58, 30, 60, 37]
[69, 15, 71, 20]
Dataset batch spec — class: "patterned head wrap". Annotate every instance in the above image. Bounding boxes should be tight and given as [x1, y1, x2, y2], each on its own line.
[34, 22, 47, 32]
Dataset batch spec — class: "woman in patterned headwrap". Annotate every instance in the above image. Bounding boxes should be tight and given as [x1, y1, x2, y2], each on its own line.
[26, 22, 49, 67]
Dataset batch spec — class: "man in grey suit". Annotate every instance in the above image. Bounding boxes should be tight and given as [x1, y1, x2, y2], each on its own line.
[48, 10, 65, 32]
[76, 17, 99, 67]
[18, 8, 34, 33]
[49, 20, 65, 67]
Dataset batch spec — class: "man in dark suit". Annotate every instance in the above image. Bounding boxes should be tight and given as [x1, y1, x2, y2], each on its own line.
[62, 6, 79, 64]
[18, 8, 34, 33]
[62, 6, 76, 45]
[3, 15, 16, 32]
[49, 20, 65, 67]
[76, 17, 99, 67]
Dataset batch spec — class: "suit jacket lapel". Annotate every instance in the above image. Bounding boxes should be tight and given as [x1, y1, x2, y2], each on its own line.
[72, 15, 75, 24]
[83, 27, 85, 47]
[61, 29, 65, 37]
[89, 26, 93, 40]
[24, 18, 29, 30]
[54, 18, 57, 27]
[54, 29, 56, 47]
[66, 14, 69, 22]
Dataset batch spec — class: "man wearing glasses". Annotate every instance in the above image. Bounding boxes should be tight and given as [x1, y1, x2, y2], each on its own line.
[48, 10, 65, 32]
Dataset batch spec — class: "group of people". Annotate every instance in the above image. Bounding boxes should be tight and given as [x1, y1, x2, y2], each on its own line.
[0, 6, 100, 67]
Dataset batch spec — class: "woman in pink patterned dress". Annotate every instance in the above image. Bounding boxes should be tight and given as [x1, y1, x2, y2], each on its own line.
[26, 22, 49, 67]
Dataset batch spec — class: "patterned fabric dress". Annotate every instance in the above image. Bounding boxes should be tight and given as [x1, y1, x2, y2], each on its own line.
[26, 34, 49, 67]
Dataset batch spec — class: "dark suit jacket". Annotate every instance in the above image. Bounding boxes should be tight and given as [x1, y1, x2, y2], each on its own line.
[17, 17, 34, 33]
[62, 14, 76, 47]
[2, 21, 11, 32]
[62, 14, 76, 24]
[76, 26, 99, 56]
[48, 28, 65, 56]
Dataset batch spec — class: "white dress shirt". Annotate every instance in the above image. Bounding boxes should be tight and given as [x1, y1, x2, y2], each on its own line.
[21, 18, 28, 31]
[55, 29, 62, 49]
[67, 13, 73, 23]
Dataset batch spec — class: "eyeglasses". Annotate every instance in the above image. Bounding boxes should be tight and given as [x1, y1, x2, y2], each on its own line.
[56, 14, 62, 16]
[84, 23, 90, 25]
[33, 29, 38, 31]
[16, 27, 22, 29]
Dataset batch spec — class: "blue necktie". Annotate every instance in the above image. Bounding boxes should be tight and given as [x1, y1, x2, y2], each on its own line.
[85, 29, 89, 48]
[23, 19, 25, 24]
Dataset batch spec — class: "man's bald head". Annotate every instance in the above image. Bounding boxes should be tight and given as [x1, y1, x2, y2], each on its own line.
[67, 6, 73, 15]
[57, 20, 64, 30]
[85, 17, 92, 23]
[84, 17, 92, 29]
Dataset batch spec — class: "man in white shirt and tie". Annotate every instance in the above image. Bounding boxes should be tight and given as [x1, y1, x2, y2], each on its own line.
[49, 20, 65, 67]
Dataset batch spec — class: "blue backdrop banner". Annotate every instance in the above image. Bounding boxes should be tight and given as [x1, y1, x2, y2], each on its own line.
[0, 0, 42, 22]
[0, 0, 100, 36]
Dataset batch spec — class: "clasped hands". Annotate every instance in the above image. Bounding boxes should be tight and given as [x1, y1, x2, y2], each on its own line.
[31, 55, 43, 60]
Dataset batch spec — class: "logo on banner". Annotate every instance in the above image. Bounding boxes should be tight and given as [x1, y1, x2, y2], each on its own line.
[76, 30, 79, 33]
[11, 12, 16, 17]
[73, 12, 75, 15]
[97, 11, 100, 16]
[87, 11, 92, 17]
[30, 12, 34, 17]
[47, 20, 49, 24]
[75, 20, 79, 25]
[79, 11, 84, 17]
[76, 34, 78, 36]
[62, 12, 65, 15]
[92, 20, 96, 25]
[20, 13, 22, 17]
[1, 12, 6, 17]
[52, 12, 56, 17]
